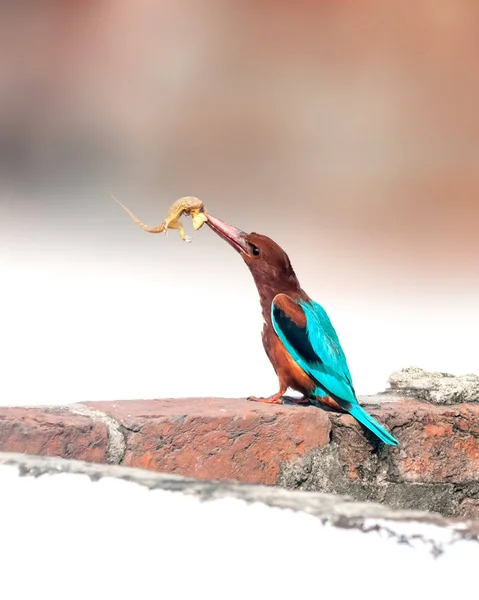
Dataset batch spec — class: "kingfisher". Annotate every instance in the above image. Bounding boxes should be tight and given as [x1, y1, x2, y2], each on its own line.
[205, 212, 398, 446]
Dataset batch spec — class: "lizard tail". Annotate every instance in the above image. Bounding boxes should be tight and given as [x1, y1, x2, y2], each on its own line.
[111, 193, 165, 234]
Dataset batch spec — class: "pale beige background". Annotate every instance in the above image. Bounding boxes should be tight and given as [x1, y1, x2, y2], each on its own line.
[1, 1, 478, 404]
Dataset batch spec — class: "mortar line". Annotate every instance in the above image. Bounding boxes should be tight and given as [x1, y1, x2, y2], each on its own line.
[68, 404, 126, 465]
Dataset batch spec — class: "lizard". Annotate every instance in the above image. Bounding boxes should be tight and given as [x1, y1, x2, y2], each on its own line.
[112, 194, 208, 242]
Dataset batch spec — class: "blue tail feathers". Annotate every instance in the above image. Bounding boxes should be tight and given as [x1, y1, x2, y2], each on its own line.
[348, 405, 398, 446]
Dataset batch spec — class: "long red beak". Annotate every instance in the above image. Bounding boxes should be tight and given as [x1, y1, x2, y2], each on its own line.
[205, 211, 249, 255]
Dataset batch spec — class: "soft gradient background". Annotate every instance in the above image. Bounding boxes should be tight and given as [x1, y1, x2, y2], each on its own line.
[1, 1, 478, 406]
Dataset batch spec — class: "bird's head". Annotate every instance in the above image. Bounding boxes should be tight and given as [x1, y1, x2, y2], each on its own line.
[205, 212, 297, 287]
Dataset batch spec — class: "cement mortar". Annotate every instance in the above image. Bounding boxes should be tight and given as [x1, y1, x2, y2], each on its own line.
[278, 444, 479, 519]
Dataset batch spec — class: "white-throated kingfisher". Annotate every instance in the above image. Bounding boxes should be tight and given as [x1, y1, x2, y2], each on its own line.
[205, 212, 398, 446]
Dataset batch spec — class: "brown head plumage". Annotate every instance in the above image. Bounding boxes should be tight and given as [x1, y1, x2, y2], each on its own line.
[205, 212, 307, 318]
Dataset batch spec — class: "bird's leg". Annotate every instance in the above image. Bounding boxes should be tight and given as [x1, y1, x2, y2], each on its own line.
[248, 383, 288, 405]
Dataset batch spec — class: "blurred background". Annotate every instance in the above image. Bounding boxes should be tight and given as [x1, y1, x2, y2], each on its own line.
[1, 0, 478, 405]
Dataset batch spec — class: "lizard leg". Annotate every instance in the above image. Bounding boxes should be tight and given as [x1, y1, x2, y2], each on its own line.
[248, 382, 288, 405]
[165, 220, 191, 242]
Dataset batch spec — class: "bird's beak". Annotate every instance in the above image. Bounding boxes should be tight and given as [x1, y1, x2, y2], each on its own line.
[205, 211, 249, 255]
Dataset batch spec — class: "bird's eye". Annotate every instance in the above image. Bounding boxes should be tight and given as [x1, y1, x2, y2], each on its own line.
[251, 245, 260, 256]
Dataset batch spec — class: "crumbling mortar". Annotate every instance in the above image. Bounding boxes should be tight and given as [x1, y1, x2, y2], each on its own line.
[68, 404, 126, 465]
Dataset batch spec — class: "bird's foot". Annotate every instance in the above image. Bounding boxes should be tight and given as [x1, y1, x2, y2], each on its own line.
[248, 394, 284, 405]
[248, 394, 283, 404]
[248, 385, 288, 405]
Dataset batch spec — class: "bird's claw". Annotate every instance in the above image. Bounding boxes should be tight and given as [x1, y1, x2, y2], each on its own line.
[247, 395, 283, 405]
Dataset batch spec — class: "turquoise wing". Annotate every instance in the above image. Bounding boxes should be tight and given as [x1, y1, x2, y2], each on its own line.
[271, 293, 399, 446]
[271, 294, 357, 408]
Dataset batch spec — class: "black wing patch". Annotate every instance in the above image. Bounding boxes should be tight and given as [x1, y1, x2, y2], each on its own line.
[273, 302, 353, 411]
[272, 303, 321, 365]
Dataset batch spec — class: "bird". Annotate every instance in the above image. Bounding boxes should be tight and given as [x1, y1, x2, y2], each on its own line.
[205, 211, 398, 446]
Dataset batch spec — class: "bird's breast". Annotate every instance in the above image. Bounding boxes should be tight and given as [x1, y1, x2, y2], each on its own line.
[262, 323, 316, 395]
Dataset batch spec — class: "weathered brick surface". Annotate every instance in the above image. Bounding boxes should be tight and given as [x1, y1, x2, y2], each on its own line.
[278, 398, 479, 519]
[330, 400, 479, 483]
[0, 407, 108, 464]
[0, 397, 479, 517]
[84, 398, 331, 484]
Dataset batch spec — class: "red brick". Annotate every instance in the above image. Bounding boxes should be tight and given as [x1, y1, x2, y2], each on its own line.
[1, 397, 478, 495]
[86, 398, 331, 484]
[0, 407, 108, 464]
[332, 400, 479, 483]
